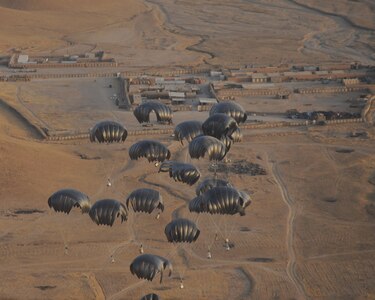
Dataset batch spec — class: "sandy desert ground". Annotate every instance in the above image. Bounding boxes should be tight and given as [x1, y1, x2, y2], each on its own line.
[0, 1, 375, 299]
[0, 0, 374, 66]
[1, 95, 375, 299]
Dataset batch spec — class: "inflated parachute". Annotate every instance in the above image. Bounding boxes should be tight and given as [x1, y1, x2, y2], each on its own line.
[189, 186, 251, 216]
[126, 188, 164, 214]
[210, 101, 247, 124]
[202, 113, 238, 139]
[140, 294, 160, 300]
[48, 189, 91, 214]
[220, 127, 243, 151]
[195, 178, 233, 196]
[89, 199, 127, 226]
[129, 140, 171, 163]
[89, 120, 128, 143]
[164, 218, 200, 243]
[189, 135, 227, 161]
[188, 195, 204, 214]
[230, 127, 243, 142]
[174, 120, 203, 144]
[159, 161, 200, 186]
[134, 101, 172, 124]
[130, 254, 172, 283]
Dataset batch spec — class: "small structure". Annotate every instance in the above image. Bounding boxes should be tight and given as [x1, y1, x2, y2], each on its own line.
[171, 98, 186, 105]
[269, 73, 283, 83]
[251, 73, 270, 83]
[9, 51, 116, 68]
[210, 70, 223, 77]
[343, 78, 360, 86]
[169, 91, 185, 99]
[303, 66, 319, 72]
[17, 55, 29, 64]
[276, 90, 291, 99]
[198, 98, 218, 105]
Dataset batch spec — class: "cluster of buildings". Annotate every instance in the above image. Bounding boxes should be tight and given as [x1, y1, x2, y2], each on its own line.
[123, 62, 374, 113]
[209, 63, 374, 100]
[8, 51, 117, 68]
[128, 76, 217, 108]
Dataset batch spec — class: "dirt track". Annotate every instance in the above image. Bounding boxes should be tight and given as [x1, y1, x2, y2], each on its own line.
[269, 158, 307, 299]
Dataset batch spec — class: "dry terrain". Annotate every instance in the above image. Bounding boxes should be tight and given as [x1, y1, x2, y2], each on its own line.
[1, 88, 375, 299]
[0, 1, 375, 299]
[0, 0, 374, 66]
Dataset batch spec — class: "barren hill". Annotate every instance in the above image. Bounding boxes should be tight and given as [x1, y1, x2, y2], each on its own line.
[1, 0, 373, 66]
[0, 0, 200, 66]
[293, 0, 375, 30]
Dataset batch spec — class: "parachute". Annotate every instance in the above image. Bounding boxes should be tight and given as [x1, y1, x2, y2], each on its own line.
[89, 120, 128, 143]
[189, 186, 251, 216]
[133, 101, 172, 124]
[174, 120, 203, 144]
[189, 135, 227, 161]
[140, 294, 160, 300]
[188, 195, 204, 214]
[220, 135, 232, 152]
[89, 199, 128, 226]
[220, 127, 242, 151]
[159, 161, 200, 186]
[210, 101, 247, 124]
[195, 178, 233, 196]
[202, 113, 238, 140]
[230, 127, 243, 142]
[48, 189, 91, 214]
[129, 140, 171, 163]
[126, 188, 164, 214]
[130, 254, 173, 283]
[164, 218, 200, 243]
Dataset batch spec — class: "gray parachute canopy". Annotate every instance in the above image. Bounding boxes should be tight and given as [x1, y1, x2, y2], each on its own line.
[189, 186, 251, 216]
[164, 218, 200, 243]
[48, 189, 91, 214]
[129, 140, 171, 163]
[202, 113, 238, 140]
[230, 127, 243, 142]
[159, 161, 200, 186]
[89, 120, 128, 143]
[126, 188, 164, 214]
[195, 178, 233, 196]
[89, 199, 128, 226]
[220, 127, 243, 151]
[140, 294, 160, 300]
[188, 195, 204, 214]
[189, 135, 227, 161]
[210, 101, 247, 124]
[174, 120, 203, 144]
[130, 254, 172, 283]
[133, 101, 172, 124]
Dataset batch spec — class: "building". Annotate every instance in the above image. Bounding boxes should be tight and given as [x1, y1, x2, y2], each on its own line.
[169, 92, 185, 99]
[171, 98, 186, 105]
[251, 73, 270, 83]
[198, 98, 218, 105]
[303, 66, 319, 72]
[210, 70, 223, 77]
[268, 73, 283, 83]
[17, 55, 29, 64]
[343, 78, 360, 86]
